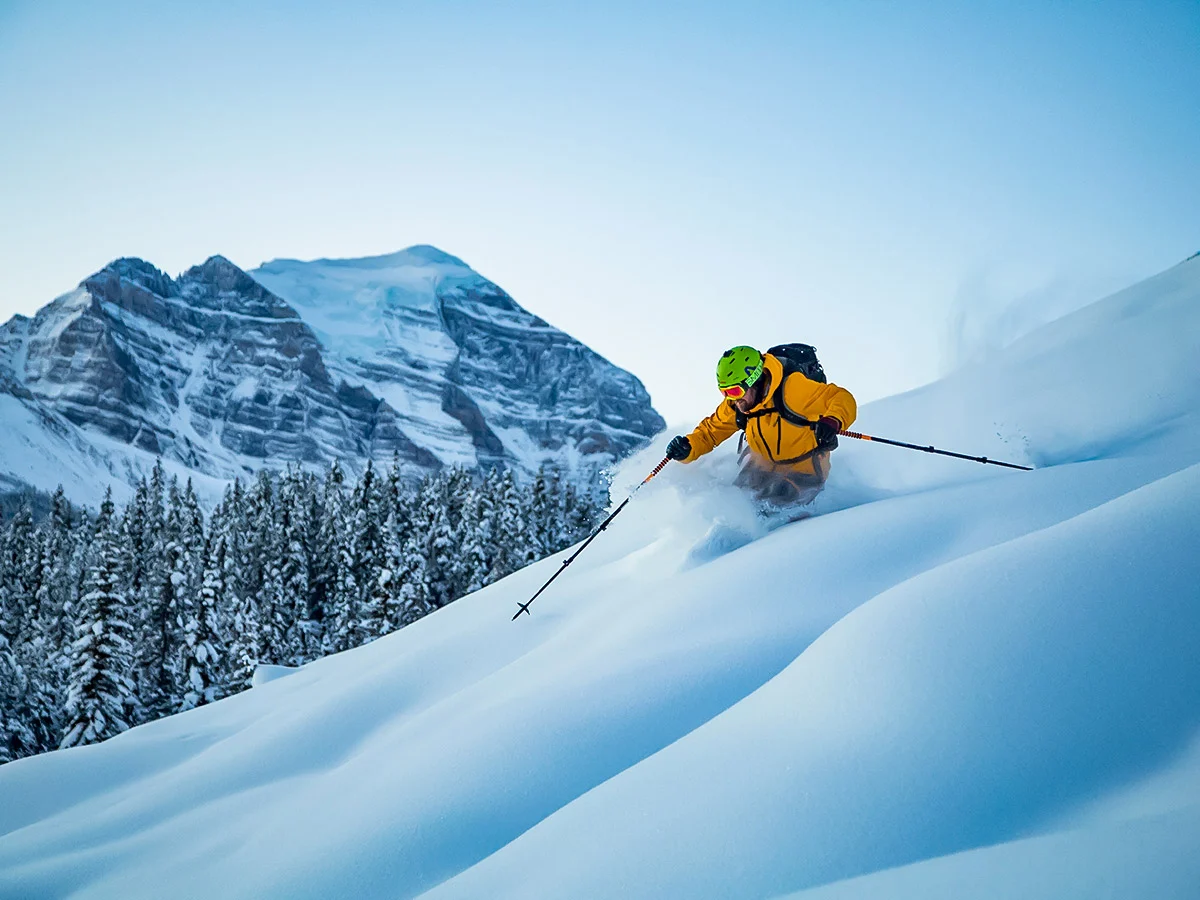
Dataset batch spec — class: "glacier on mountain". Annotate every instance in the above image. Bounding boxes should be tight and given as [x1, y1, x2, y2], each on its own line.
[251, 246, 664, 471]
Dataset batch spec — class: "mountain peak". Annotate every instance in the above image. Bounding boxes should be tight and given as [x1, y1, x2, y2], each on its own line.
[273, 245, 472, 272]
[180, 254, 280, 305]
[92, 257, 177, 297]
[185, 254, 249, 280]
[395, 245, 468, 267]
[339, 245, 470, 269]
[197, 253, 238, 270]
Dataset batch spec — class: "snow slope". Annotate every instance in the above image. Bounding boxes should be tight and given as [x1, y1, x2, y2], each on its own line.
[1, 256, 1198, 899]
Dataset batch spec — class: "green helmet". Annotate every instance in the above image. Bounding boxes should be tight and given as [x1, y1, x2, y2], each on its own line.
[716, 345, 764, 391]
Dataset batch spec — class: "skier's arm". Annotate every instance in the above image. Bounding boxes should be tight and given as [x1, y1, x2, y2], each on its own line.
[782, 376, 857, 430]
[682, 401, 739, 462]
[823, 381, 857, 430]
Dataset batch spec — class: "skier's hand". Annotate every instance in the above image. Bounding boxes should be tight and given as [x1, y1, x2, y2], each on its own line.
[666, 435, 692, 461]
[814, 416, 842, 449]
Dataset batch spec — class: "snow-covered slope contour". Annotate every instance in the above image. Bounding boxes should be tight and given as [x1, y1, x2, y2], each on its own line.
[782, 802, 1200, 900]
[0, 256, 1198, 899]
[0, 371, 134, 504]
[426, 462, 1200, 899]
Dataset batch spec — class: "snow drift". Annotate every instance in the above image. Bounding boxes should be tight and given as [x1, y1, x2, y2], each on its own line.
[1, 256, 1198, 899]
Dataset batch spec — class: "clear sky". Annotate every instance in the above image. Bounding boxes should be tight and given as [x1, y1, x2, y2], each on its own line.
[1, 0, 1197, 423]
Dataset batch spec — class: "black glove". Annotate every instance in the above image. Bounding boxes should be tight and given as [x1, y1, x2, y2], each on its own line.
[665, 435, 692, 461]
[814, 416, 842, 449]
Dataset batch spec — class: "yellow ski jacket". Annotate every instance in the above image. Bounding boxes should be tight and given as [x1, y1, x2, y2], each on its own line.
[682, 352, 857, 478]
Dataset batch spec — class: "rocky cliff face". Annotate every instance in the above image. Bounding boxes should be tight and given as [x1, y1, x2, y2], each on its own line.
[0, 248, 664, 506]
[251, 246, 664, 472]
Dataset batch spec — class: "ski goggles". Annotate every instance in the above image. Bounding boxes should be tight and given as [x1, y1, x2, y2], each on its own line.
[720, 383, 748, 399]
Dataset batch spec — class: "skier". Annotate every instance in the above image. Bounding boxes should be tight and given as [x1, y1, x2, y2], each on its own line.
[518, 345, 1029, 615]
[665, 345, 857, 510]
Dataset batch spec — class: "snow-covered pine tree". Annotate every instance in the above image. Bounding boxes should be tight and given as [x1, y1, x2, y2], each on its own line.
[37, 488, 76, 655]
[227, 569, 262, 691]
[178, 529, 226, 710]
[181, 480, 205, 560]
[360, 508, 403, 641]
[314, 461, 348, 655]
[327, 496, 358, 652]
[148, 460, 167, 534]
[562, 480, 600, 544]
[396, 526, 433, 626]
[209, 481, 257, 694]
[68, 505, 93, 655]
[0, 503, 60, 756]
[121, 478, 151, 596]
[381, 451, 405, 527]
[341, 460, 384, 650]
[137, 477, 186, 717]
[457, 477, 496, 595]
[60, 490, 139, 749]
[527, 465, 555, 561]
[488, 469, 528, 582]
[278, 467, 313, 665]
[415, 472, 458, 610]
[0, 634, 39, 763]
[165, 479, 207, 711]
[0, 504, 36, 649]
[220, 472, 276, 686]
[0, 507, 18, 651]
[249, 471, 289, 666]
[118, 478, 152, 724]
[295, 478, 327, 662]
[16, 497, 74, 753]
[389, 474, 440, 624]
[0, 503, 46, 759]
[131, 461, 168, 705]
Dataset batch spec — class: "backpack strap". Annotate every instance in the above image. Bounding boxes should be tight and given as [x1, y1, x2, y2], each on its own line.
[771, 372, 815, 429]
[772, 446, 824, 466]
[733, 372, 814, 431]
[735, 407, 773, 430]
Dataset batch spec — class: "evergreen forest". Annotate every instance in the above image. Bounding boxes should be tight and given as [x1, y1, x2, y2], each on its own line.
[0, 460, 601, 763]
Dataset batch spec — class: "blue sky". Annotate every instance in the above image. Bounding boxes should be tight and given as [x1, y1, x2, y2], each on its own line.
[1, 0, 1197, 421]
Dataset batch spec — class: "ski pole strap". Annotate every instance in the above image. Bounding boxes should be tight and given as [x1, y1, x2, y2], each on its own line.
[838, 430, 1033, 471]
[513, 457, 672, 620]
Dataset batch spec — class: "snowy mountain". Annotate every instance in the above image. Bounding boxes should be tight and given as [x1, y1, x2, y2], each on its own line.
[0, 249, 664, 507]
[2, 255, 1199, 898]
[250, 247, 664, 470]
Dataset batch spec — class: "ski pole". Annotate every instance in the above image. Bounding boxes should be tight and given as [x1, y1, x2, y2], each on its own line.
[513, 456, 671, 620]
[837, 429, 1033, 471]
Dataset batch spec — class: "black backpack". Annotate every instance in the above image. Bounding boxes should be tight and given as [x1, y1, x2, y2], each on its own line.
[766, 343, 826, 385]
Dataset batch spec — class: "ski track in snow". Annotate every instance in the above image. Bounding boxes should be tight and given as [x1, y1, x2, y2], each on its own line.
[1, 257, 1199, 899]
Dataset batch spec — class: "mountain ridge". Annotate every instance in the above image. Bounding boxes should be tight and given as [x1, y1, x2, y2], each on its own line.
[0, 247, 665, 507]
